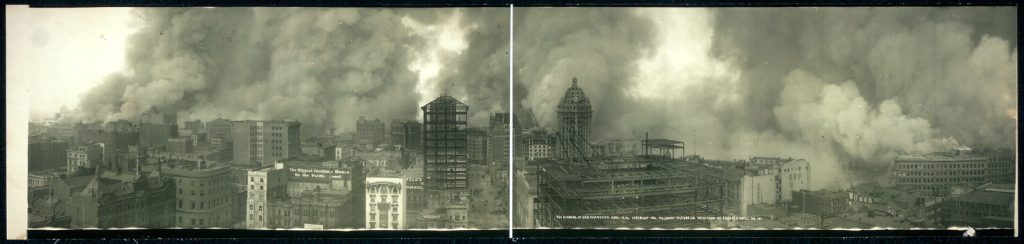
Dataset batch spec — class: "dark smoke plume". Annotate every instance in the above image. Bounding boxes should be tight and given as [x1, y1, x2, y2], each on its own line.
[73, 8, 507, 135]
[514, 8, 1016, 189]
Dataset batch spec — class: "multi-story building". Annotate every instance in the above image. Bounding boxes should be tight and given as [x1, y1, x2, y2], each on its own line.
[73, 121, 140, 151]
[245, 163, 288, 229]
[182, 119, 205, 136]
[791, 189, 847, 218]
[487, 112, 523, 165]
[513, 170, 539, 228]
[420, 95, 470, 228]
[231, 120, 301, 168]
[28, 137, 68, 172]
[279, 157, 360, 197]
[206, 118, 234, 147]
[847, 183, 943, 227]
[892, 148, 1010, 195]
[355, 149, 407, 173]
[68, 163, 176, 228]
[535, 155, 723, 228]
[556, 77, 592, 157]
[402, 165, 426, 228]
[525, 133, 554, 161]
[105, 120, 141, 150]
[982, 149, 1015, 184]
[713, 157, 809, 217]
[467, 128, 488, 164]
[163, 158, 236, 228]
[356, 117, 386, 148]
[405, 121, 423, 151]
[139, 107, 178, 150]
[300, 142, 336, 159]
[140, 106, 177, 126]
[167, 137, 195, 154]
[939, 183, 1013, 228]
[66, 143, 114, 176]
[390, 120, 407, 148]
[366, 177, 406, 229]
[267, 189, 352, 229]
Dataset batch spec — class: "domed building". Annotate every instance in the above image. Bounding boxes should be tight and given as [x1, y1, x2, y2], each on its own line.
[556, 77, 593, 147]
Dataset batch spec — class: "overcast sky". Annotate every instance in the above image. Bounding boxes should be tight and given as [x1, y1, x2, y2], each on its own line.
[7, 6, 137, 120]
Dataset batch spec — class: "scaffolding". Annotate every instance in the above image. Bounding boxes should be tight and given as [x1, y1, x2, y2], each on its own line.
[420, 95, 470, 201]
[536, 136, 724, 228]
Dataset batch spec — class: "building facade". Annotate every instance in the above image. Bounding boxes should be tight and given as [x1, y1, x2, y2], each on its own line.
[163, 159, 236, 228]
[232, 120, 302, 168]
[139, 106, 178, 150]
[69, 165, 176, 228]
[356, 117, 386, 148]
[206, 118, 233, 147]
[791, 190, 847, 218]
[893, 150, 998, 195]
[420, 95, 470, 228]
[365, 177, 406, 229]
[939, 183, 1013, 228]
[66, 143, 112, 176]
[556, 77, 592, 156]
[245, 163, 288, 229]
[467, 128, 488, 164]
[267, 190, 352, 229]
[29, 138, 68, 172]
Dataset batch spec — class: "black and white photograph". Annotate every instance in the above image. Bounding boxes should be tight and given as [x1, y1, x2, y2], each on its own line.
[512, 7, 1017, 230]
[9, 6, 511, 231]
[4, 3, 1019, 240]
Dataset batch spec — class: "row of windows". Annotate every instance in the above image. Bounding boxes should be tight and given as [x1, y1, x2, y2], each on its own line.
[248, 213, 263, 222]
[895, 170, 985, 177]
[367, 204, 400, 212]
[366, 222, 401, 229]
[177, 214, 221, 226]
[367, 195, 401, 203]
[895, 162, 984, 170]
[895, 177, 984, 184]
[367, 213, 401, 222]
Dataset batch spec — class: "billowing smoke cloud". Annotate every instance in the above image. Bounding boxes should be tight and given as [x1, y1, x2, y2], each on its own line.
[430, 8, 511, 125]
[711, 7, 1017, 149]
[515, 8, 1016, 189]
[513, 8, 658, 136]
[72, 8, 507, 135]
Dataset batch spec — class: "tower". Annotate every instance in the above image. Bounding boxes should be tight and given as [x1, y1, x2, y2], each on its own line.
[420, 95, 470, 228]
[556, 77, 593, 156]
[420, 95, 469, 199]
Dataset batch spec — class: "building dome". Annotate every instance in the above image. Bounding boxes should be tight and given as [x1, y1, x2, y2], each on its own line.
[558, 77, 591, 107]
[556, 76, 593, 146]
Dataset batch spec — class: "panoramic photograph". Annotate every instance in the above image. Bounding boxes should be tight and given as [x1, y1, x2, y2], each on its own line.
[5, 4, 1018, 239]
[512, 7, 1017, 229]
[11, 6, 511, 230]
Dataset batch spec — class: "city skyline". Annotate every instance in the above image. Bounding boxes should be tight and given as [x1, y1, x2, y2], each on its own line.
[513, 7, 1016, 190]
[8, 5, 1018, 236]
